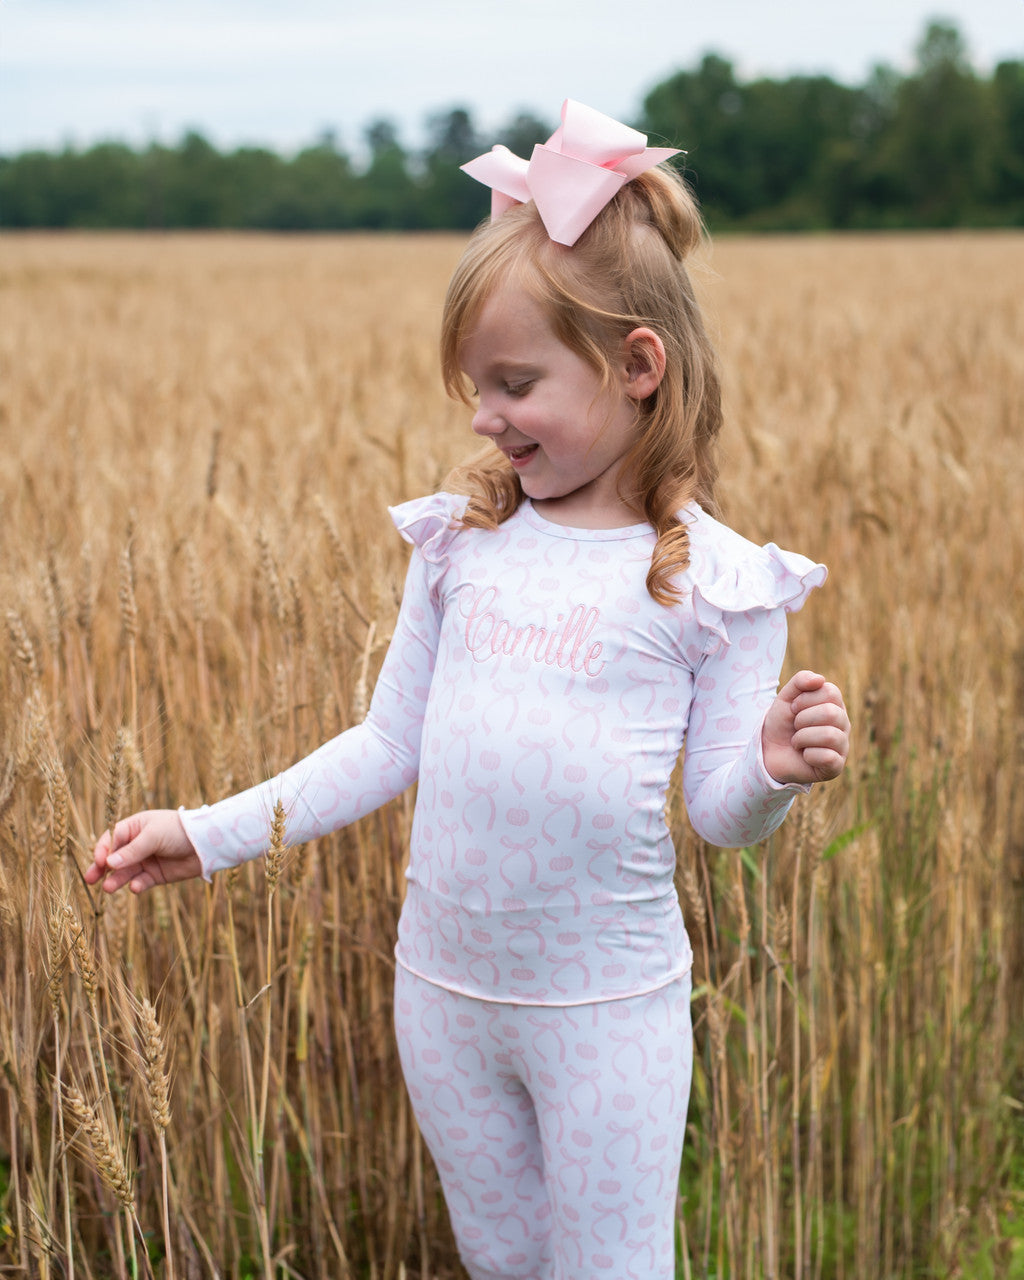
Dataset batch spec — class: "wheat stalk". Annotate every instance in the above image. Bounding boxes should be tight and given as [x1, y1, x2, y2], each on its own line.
[47, 904, 68, 1021]
[44, 754, 71, 860]
[47, 902, 75, 1278]
[62, 904, 98, 1007]
[206, 422, 222, 500]
[117, 542, 138, 644]
[266, 798, 286, 897]
[256, 525, 288, 628]
[63, 1083, 133, 1207]
[140, 996, 175, 1279]
[1, 230, 1020, 1277]
[6, 609, 39, 684]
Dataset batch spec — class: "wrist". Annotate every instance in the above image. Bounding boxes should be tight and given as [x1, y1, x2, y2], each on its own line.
[758, 723, 811, 793]
[177, 806, 214, 882]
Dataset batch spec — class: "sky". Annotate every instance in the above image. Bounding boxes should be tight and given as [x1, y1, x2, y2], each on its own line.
[2, 0, 1023, 157]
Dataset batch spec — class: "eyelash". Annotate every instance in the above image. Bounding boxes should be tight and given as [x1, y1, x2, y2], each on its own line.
[469, 380, 534, 399]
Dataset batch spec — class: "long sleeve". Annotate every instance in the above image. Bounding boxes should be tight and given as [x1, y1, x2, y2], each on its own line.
[681, 601, 808, 848]
[180, 546, 442, 878]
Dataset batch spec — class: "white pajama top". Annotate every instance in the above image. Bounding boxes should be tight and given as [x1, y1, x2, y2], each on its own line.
[181, 493, 826, 1006]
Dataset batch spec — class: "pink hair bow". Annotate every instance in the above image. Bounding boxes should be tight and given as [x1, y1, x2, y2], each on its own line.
[461, 99, 680, 247]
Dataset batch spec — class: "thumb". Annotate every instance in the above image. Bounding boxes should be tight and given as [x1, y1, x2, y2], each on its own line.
[106, 813, 164, 871]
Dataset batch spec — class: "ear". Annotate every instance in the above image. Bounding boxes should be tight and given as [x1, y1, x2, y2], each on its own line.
[622, 328, 667, 401]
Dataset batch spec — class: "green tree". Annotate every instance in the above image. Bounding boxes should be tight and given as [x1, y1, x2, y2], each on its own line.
[640, 53, 755, 221]
[355, 119, 420, 230]
[812, 66, 901, 228]
[420, 107, 488, 230]
[740, 75, 863, 226]
[991, 60, 1024, 219]
[495, 112, 552, 160]
[161, 131, 231, 226]
[881, 20, 995, 224]
[67, 143, 146, 226]
[0, 150, 70, 226]
[0, 143, 147, 227]
[222, 145, 285, 226]
[282, 140, 358, 229]
[644, 57, 876, 227]
[2, 18, 1021, 231]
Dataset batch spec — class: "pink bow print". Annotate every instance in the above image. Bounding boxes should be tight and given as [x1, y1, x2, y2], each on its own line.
[461, 99, 681, 247]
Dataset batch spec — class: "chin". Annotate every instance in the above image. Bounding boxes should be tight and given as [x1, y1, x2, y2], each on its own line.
[521, 476, 570, 500]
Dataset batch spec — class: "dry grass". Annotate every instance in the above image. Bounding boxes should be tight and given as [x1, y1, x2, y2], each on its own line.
[0, 229, 1021, 1278]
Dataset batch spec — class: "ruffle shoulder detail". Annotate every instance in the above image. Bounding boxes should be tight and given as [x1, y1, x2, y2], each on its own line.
[681, 504, 827, 647]
[388, 492, 469, 564]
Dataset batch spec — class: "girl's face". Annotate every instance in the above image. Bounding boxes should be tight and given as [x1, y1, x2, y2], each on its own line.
[460, 285, 650, 529]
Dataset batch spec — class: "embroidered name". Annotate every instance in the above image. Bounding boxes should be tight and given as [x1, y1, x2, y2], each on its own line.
[461, 586, 605, 676]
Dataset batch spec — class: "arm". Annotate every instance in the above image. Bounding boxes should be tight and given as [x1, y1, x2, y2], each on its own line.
[681, 605, 848, 847]
[88, 547, 442, 893]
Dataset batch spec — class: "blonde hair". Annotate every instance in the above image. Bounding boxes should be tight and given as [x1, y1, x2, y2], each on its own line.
[441, 163, 722, 606]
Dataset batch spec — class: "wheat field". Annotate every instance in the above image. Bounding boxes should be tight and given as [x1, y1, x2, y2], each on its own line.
[0, 229, 1021, 1279]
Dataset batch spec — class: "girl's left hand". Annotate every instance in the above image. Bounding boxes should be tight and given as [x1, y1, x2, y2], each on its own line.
[762, 670, 850, 786]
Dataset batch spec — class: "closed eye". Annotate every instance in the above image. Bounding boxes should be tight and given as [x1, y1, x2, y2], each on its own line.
[505, 381, 533, 398]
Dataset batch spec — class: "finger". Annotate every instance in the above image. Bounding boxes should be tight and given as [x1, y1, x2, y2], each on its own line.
[127, 869, 158, 895]
[85, 829, 114, 877]
[791, 683, 848, 717]
[85, 830, 117, 884]
[89, 815, 142, 876]
[799, 745, 847, 780]
[117, 856, 197, 894]
[104, 867, 156, 896]
[96, 863, 142, 894]
[778, 670, 826, 704]
[792, 724, 849, 755]
[109, 813, 151, 853]
[793, 702, 851, 733]
[106, 825, 161, 875]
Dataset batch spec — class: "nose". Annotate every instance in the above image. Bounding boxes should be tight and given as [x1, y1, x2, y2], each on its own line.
[471, 400, 506, 438]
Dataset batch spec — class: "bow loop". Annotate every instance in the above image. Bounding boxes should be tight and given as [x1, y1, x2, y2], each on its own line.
[460, 98, 681, 246]
[550, 99, 649, 169]
[459, 144, 531, 219]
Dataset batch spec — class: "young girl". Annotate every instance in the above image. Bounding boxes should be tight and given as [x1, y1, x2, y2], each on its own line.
[89, 101, 850, 1280]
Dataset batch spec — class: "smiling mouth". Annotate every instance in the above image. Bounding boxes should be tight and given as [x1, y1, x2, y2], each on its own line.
[506, 444, 539, 463]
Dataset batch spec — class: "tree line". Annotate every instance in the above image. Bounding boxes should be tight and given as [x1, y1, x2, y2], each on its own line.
[2, 20, 1022, 232]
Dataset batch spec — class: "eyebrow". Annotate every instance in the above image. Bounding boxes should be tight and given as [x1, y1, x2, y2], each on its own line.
[467, 358, 539, 378]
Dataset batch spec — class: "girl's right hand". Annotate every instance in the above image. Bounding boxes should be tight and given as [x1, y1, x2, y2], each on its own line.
[86, 809, 202, 895]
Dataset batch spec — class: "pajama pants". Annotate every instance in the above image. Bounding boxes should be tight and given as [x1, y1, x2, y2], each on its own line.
[394, 965, 693, 1280]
